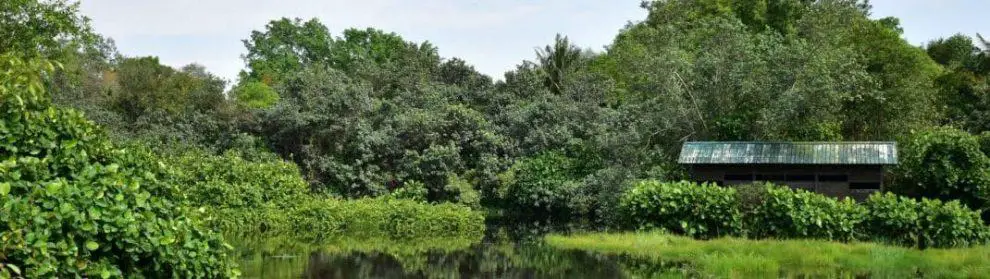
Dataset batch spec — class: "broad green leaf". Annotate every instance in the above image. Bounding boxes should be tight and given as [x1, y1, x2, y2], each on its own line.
[85, 241, 99, 250]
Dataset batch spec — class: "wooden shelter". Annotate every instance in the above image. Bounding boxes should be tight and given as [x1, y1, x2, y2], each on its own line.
[678, 142, 898, 201]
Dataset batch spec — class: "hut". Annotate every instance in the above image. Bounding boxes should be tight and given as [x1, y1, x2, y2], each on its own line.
[678, 141, 897, 200]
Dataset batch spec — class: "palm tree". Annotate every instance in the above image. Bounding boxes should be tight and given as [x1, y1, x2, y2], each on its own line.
[976, 33, 990, 74]
[535, 34, 582, 95]
[977, 33, 990, 50]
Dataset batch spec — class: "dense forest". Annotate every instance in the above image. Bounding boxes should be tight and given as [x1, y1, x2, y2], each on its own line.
[3, 0, 990, 277]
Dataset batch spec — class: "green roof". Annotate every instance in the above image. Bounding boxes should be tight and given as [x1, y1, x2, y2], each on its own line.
[678, 142, 897, 165]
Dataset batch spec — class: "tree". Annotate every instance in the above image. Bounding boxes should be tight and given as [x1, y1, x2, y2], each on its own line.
[925, 34, 990, 132]
[977, 33, 990, 51]
[893, 127, 990, 219]
[926, 35, 980, 71]
[0, 0, 95, 57]
[240, 18, 333, 85]
[535, 34, 582, 95]
[240, 19, 445, 92]
[232, 81, 279, 109]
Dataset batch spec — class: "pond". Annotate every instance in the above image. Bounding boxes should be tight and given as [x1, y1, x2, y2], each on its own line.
[234, 221, 676, 279]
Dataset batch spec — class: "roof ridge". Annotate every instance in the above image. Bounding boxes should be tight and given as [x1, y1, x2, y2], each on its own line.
[678, 141, 898, 165]
[683, 141, 896, 144]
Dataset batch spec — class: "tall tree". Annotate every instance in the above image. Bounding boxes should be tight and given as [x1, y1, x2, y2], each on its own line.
[535, 34, 582, 95]
[240, 18, 334, 85]
[0, 0, 95, 57]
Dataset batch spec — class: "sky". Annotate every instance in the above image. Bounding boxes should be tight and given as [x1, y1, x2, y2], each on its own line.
[77, 0, 989, 84]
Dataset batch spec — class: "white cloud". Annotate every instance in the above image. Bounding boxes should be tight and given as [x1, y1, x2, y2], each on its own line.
[77, 0, 647, 82]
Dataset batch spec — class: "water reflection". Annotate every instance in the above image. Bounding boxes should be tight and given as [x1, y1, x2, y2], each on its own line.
[237, 221, 645, 279]
[281, 244, 629, 279]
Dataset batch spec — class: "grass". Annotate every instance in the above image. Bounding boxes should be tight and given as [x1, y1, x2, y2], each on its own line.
[545, 232, 990, 278]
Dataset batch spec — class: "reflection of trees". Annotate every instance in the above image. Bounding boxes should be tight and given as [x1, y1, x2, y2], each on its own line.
[297, 244, 629, 279]
[235, 235, 643, 278]
[237, 223, 691, 279]
[304, 252, 409, 279]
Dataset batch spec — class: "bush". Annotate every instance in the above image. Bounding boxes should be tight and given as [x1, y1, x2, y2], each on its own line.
[619, 180, 742, 239]
[390, 180, 429, 202]
[501, 151, 585, 216]
[580, 167, 636, 226]
[745, 185, 864, 241]
[208, 197, 485, 241]
[862, 193, 990, 248]
[619, 180, 990, 247]
[893, 127, 990, 217]
[165, 149, 310, 208]
[0, 56, 237, 277]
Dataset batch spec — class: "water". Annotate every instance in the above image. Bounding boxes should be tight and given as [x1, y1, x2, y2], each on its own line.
[238, 242, 642, 279]
[235, 222, 675, 279]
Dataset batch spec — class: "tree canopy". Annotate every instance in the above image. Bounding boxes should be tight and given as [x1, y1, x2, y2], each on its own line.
[16, 0, 990, 229]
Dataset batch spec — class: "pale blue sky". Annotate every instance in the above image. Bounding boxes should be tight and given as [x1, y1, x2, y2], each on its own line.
[78, 0, 988, 83]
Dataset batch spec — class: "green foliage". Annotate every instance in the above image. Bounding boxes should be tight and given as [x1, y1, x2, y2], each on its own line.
[744, 184, 864, 241]
[59, 55, 243, 153]
[231, 81, 278, 109]
[926, 34, 990, 132]
[608, 0, 937, 141]
[112, 57, 228, 120]
[165, 149, 310, 209]
[619, 181, 989, 247]
[389, 180, 429, 202]
[619, 181, 742, 239]
[257, 64, 507, 205]
[501, 151, 586, 216]
[535, 34, 583, 95]
[927, 34, 982, 71]
[862, 193, 990, 248]
[146, 145, 485, 243]
[893, 127, 990, 215]
[0, 55, 237, 277]
[443, 174, 481, 209]
[240, 18, 442, 89]
[0, 0, 96, 57]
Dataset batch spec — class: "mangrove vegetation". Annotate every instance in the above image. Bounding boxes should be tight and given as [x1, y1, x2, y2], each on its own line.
[2, 0, 990, 277]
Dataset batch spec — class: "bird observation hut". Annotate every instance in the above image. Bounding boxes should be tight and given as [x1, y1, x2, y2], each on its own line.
[678, 141, 898, 201]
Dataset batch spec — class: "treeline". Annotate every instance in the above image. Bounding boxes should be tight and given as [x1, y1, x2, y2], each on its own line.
[16, 0, 990, 221]
[4, 0, 990, 276]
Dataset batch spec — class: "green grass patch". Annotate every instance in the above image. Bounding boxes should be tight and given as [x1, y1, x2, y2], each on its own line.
[546, 232, 990, 278]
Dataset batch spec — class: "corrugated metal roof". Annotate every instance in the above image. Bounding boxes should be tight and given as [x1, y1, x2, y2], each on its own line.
[678, 142, 897, 165]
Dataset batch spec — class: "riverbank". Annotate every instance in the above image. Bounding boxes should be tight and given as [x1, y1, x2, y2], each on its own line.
[545, 232, 990, 278]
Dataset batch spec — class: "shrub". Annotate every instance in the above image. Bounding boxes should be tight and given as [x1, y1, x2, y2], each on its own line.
[580, 167, 636, 226]
[442, 174, 481, 209]
[619, 180, 742, 239]
[617, 179, 989, 247]
[860, 193, 921, 246]
[862, 193, 990, 248]
[0, 56, 237, 277]
[165, 149, 310, 208]
[390, 180, 429, 202]
[916, 199, 990, 248]
[745, 185, 864, 241]
[501, 151, 585, 216]
[893, 126, 990, 217]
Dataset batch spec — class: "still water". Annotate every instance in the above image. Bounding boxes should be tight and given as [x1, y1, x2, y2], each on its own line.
[236, 222, 677, 279]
